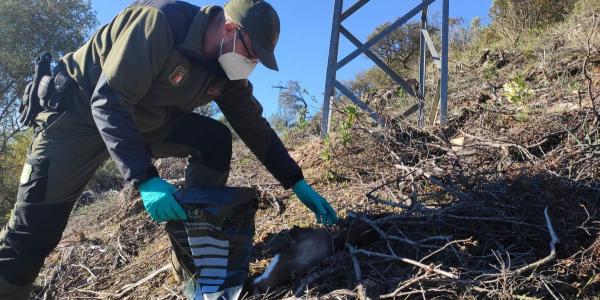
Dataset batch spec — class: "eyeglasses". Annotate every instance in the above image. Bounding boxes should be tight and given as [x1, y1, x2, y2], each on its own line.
[237, 30, 259, 63]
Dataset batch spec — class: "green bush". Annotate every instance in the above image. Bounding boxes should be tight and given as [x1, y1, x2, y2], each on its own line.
[340, 105, 359, 146]
[320, 135, 333, 163]
[503, 74, 534, 121]
[0, 130, 33, 226]
[504, 74, 533, 105]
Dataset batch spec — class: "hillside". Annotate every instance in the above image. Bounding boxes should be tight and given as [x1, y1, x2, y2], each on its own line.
[32, 4, 600, 300]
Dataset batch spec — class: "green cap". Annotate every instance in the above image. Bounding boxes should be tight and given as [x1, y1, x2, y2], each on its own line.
[224, 0, 280, 71]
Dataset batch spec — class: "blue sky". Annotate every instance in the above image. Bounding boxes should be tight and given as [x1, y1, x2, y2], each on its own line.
[90, 0, 493, 118]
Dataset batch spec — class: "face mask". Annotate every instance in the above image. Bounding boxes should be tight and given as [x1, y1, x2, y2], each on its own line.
[218, 33, 258, 80]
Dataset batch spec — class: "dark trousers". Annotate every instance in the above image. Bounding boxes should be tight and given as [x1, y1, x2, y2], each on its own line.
[0, 91, 232, 299]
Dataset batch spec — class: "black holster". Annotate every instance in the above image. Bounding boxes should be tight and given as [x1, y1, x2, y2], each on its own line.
[18, 53, 75, 128]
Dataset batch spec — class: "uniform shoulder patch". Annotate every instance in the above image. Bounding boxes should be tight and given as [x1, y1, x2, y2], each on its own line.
[169, 66, 188, 86]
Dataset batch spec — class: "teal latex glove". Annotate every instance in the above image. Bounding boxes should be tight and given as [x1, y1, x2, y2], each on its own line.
[292, 180, 339, 225]
[139, 177, 187, 223]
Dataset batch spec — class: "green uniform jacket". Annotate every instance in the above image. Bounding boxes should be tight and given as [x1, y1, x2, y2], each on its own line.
[61, 0, 303, 188]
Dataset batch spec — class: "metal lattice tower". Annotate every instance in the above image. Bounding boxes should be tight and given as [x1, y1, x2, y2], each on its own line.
[320, 0, 450, 138]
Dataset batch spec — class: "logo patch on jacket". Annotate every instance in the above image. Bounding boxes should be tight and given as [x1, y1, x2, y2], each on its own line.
[169, 66, 188, 86]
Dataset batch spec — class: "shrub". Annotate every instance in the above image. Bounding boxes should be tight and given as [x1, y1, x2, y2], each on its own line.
[571, 0, 600, 20]
[0, 130, 32, 226]
[490, 0, 578, 43]
[504, 74, 533, 105]
[86, 159, 123, 193]
[340, 105, 359, 146]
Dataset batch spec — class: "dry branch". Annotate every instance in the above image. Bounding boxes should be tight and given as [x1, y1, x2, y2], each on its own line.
[352, 247, 459, 279]
[110, 264, 170, 299]
[511, 207, 559, 276]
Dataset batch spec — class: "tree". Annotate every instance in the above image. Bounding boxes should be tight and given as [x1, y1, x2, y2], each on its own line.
[272, 81, 312, 129]
[0, 0, 97, 225]
[0, 0, 97, 141]
[370, 21, 424, 72]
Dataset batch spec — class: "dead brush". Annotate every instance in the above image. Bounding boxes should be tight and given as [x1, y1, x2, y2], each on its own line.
[244, 95, 600, 299]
